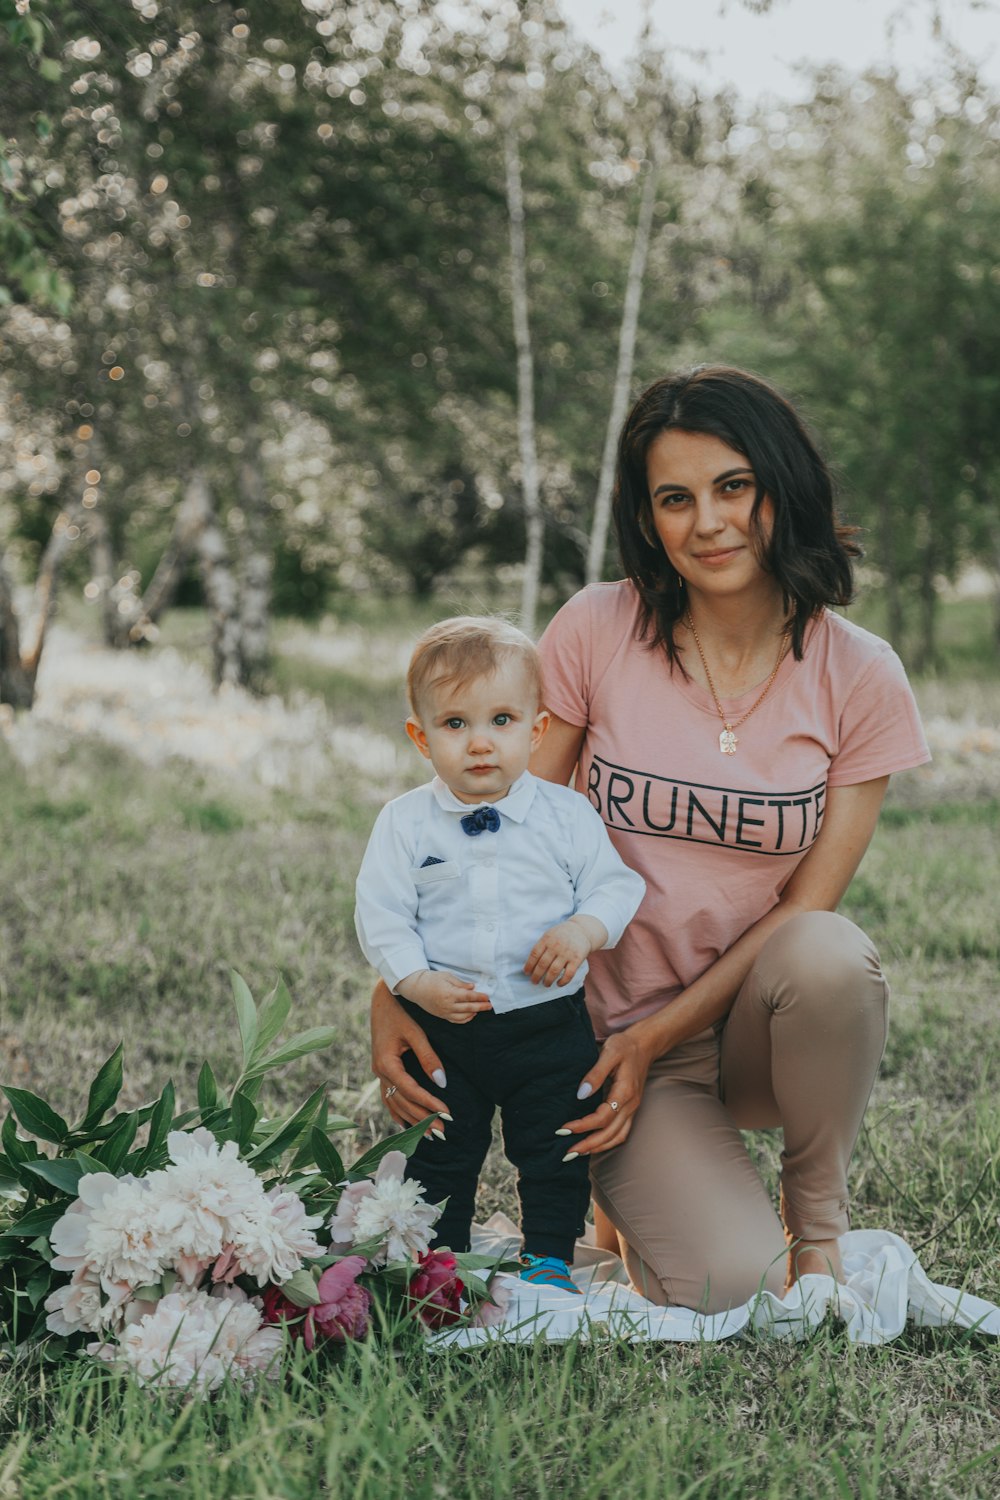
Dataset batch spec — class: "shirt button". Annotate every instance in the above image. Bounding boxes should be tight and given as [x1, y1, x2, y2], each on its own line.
[486, 922, 496, 932]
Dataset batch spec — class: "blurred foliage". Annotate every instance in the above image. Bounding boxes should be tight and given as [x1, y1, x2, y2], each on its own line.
[1, 0, 998, 667]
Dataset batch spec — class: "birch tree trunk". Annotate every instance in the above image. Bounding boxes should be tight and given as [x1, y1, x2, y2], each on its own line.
[0, 556, 34, 710]
[191, 470, 243, 688]
[586, 147, 660, 585]
[236, 428, 272, 691]
[504, 123, 543, 636]
[0, 504, 84, 710]
[21, 506, 84, 677]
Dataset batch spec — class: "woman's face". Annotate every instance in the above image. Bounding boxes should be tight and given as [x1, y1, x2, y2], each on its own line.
[644, 428, 776, 602]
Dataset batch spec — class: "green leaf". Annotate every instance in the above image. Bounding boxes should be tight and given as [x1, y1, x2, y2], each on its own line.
[4, 1203, 63, 1238]
[197, 1061, 222, 1115]
[1, 1114, 30, 1164]
[244, 1028, 338, 1080]
[280, 1268, 321, 1308]
[245, 1088, 325, 1169]
[348, 1116, 437, 1180]
[132, 1283, 162, 1303]
[140, 1080, 176, 1167]
[93, 1113, 138, 1173]
[72, 1151, 104, 1176]
[25, 1267, 52, 1309]
[79, 1044, 124, 1132]
[230, 1091, 258, 1152]
[0, 1234, 33, 1257]
[23, 1158, 86, 1196]
[250, 977, 291, 1065]
[38, 56, 62, 82]
[231, 970, 258, 1071]
[310, 1128, 345, 1187]
[2, 1088, 69, 1145]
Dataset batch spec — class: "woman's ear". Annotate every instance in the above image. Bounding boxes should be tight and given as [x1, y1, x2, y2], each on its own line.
[405, 717, 432, 760]
[638, 507, 657, 547]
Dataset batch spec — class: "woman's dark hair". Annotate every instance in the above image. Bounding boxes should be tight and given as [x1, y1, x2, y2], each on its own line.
[611, 365, 861, 665]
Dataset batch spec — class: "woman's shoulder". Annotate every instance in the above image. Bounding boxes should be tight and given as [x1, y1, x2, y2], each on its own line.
[544, 579, 640, 630]
[808, 608, 901, 680]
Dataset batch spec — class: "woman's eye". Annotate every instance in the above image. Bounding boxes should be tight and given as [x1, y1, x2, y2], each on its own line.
[659, 493, 689, 508]
[723, 477, 752, 494]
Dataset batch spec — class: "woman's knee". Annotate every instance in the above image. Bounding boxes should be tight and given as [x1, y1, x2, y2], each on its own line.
[622, 1239, 785, 1314]
[756, 910, 886, 1011]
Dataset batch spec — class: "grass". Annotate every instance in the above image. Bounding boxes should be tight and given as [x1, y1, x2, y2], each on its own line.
[0, 598, 998, 1496]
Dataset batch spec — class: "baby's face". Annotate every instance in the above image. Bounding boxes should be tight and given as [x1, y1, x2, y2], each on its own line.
[406, 658, 549, 804]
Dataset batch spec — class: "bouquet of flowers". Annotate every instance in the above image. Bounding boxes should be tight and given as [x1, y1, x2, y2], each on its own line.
[0, 974, 511, 1392]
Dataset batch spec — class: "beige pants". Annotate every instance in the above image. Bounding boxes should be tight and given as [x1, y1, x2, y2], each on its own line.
[589, 911, 889, 1313]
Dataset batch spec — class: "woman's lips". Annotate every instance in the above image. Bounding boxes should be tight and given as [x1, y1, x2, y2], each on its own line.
[694, 547, 742, 565]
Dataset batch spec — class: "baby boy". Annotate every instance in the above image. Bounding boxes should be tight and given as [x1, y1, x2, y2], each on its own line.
[354, 616, 645, 1292]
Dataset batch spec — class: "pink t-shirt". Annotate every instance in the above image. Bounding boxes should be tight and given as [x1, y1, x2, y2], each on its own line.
[538, 582, 931, 1039]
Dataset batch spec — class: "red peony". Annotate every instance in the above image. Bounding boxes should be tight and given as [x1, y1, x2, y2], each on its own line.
[261, 1257, 371, 1350]
[406, 1249, 465, 1328]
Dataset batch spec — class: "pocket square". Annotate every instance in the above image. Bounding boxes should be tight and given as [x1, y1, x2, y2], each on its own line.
[420, 856, 445, 867]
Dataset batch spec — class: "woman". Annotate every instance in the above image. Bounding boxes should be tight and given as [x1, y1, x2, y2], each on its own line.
[371, 366, 930, 1312]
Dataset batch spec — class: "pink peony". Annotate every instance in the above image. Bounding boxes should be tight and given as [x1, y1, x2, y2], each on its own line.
[260, 1257, 371, 1350]
[406, 1249, 465, 1328]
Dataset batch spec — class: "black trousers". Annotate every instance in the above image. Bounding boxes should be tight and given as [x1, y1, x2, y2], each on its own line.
[400, 989, 600, 1263]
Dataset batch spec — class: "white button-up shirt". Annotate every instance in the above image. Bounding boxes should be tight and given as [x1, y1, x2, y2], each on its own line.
[354, 771, 646, 1013]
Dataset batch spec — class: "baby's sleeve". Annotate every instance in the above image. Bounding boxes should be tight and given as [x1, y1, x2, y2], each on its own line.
[566, 796, 646, 948]
[354, 805, 429, 993]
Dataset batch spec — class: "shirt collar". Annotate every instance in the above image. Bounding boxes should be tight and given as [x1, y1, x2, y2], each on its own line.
[430, 771, 537, 824]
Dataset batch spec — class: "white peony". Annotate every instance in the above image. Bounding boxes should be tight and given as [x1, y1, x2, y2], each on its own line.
[226, 1187, 324, 1287]
[327, 1150, 440, 1266]
[149, 1128, 268, 1276]
[89, 1286, 282, 1391]
[50, 1172, 166, 1288]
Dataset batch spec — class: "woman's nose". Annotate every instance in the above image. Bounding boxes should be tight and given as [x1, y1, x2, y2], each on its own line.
[693, 494, 725, 535]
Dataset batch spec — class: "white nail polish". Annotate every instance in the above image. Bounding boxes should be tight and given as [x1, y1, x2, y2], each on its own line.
[431, 1069, 447, 1088]
[431, 1128, 446, 1140]
[439, 1112, 454, 1123]
[562, 1150, 579, 1162]
[576, 1082, 593, 1101]
[554, 1128, 573, 1136]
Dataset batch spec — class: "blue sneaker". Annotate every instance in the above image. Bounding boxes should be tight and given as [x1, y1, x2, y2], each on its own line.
[518, 1254, 582, 1294]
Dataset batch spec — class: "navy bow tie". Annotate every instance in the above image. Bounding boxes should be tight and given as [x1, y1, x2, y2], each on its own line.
[460, 806, 501, 836]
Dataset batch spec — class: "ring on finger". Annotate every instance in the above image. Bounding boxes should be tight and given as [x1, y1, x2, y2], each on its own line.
[384, 1085, 398, 1100]
[608, 1100, 620, 1113]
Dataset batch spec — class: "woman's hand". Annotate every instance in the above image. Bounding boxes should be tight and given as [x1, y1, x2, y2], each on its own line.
[370, 981, 449, 1131]
[556, 1026, 655, 1157]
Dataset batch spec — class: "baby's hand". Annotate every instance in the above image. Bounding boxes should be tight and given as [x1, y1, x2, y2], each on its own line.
[523, 915, 608, 989]
[396, 969, 492, 1024]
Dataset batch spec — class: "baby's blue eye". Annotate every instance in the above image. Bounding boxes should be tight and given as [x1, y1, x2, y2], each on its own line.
[445, 718, 464, 730]
[493, 714, 511, 726]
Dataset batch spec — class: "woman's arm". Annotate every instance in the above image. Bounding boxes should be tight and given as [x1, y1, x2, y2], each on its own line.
[370, 980, 451, 1129]
[561, 774, 891, 1157]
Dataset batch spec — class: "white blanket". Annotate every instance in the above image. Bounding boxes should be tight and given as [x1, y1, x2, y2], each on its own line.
[432, 1215, 1000, 1348]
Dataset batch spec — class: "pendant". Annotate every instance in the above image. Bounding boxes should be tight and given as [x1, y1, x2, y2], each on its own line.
[719, 727, 738, 755]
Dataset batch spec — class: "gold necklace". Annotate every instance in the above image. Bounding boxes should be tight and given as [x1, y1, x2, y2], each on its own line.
[685, 612, 791, 756]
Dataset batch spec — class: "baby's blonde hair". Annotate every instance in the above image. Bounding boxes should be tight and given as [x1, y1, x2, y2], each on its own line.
[406, 616, 542, 716]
